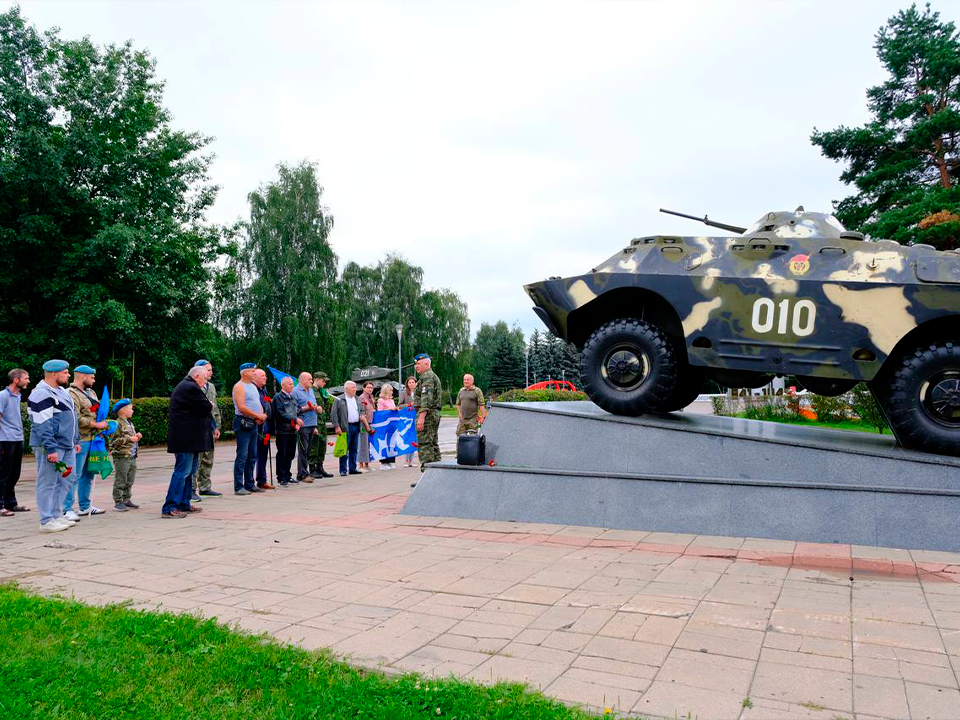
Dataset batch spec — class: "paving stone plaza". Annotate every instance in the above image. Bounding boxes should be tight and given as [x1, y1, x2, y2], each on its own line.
[3, 419, 960, 719]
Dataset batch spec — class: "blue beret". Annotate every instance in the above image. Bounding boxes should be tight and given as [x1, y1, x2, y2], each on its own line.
[42, 359, 69, 372]
[74, 365, 96, 374]
[413, 353, 430, 361]
[194, 359, 210, 367]
[113, 398, 131, 413]
[239, 362, 255, 371]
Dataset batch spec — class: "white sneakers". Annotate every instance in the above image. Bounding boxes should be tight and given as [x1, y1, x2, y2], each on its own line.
[84, 506, 105, 515]
[39, 518, 71, 533]
[381, 464, 394, 471]
[63, 510, 80, 522]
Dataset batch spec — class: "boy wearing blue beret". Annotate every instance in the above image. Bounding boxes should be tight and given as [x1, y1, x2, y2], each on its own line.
[110, 399, 142, 511]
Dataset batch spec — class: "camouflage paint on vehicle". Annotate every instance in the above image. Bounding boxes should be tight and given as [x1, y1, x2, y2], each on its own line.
[525, 209, 960, 385]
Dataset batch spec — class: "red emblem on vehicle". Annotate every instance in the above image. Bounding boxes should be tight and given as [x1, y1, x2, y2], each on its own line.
[788, 254, 811, 276]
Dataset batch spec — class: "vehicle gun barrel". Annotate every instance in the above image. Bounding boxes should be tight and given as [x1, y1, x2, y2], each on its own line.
[659, 208, 747, 235]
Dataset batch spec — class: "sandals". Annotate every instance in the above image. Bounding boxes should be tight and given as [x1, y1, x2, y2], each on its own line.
[0, 509, 13, 517]
[10, 506, 29, 512]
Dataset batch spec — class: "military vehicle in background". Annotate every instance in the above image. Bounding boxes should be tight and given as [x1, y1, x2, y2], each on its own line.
[327, 365, 410, 398]
[525, 207, 960, 456]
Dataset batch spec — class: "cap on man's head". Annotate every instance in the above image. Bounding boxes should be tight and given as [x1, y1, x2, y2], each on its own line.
[194, 359, 210, 367]
[74, 364, 96, 375]
[113, 398, 131, 413]
[239, 362, 255, 371]
[413, 353, 430, 362]
[42, 359, 69, 373]
[313, 371, 328, 380]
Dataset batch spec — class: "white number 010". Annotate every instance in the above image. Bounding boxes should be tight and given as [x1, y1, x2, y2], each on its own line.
[750, 298, 816, 337]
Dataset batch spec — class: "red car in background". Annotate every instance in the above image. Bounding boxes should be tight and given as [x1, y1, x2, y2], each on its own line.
[526, 380, 578, 392]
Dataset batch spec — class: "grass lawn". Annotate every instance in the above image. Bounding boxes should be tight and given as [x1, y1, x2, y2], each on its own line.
[733, 413, 885, 435]
[0, 585, 612, 720]
[440, 405, 460, 418]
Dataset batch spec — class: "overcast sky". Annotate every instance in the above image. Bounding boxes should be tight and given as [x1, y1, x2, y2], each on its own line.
[15, 0, 947, 338]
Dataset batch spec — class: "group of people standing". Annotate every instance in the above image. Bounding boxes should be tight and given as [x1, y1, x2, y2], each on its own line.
[13, 360, 146, 533]
[163, 352, 449, 514]
[4, 350, 476, 532]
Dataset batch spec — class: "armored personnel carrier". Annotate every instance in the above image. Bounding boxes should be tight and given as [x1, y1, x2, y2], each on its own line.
[525, 208, 960, 456]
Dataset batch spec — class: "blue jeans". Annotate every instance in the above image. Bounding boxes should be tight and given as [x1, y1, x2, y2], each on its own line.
[163, 452, 199, 514]
[233, 417, 258, 491]
[63, 439, 93, 513]
[36, 447, 74, 525]
[339, 422, 360, 475]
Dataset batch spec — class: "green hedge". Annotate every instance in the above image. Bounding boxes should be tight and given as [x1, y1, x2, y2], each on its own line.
[495, 389, 588, 403]
[130, 397, 236, 446]
[17, 396, 236, 453]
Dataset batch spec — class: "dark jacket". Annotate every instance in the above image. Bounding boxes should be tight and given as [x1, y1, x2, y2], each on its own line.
[331, 394, 372, 433]
[257, 384, 272, 434]
[272, 390, 298, 435]
[167, 376, 214, 454]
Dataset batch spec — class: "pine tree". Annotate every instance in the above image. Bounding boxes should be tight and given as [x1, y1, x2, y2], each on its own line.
[528, 329, 544, 384]
[488, 333, 525, 393]
[561, 341, 582, 386]
[811, 3, 960, 248]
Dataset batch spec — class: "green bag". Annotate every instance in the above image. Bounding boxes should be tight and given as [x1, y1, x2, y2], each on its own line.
[333, 432, 348, 458]
[86, 438, 113, 480]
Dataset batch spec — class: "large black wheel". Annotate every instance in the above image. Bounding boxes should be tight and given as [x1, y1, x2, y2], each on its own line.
[657, 364, 707, 413]
[874, 340, 960, 456]
[579, 318, 677, 415]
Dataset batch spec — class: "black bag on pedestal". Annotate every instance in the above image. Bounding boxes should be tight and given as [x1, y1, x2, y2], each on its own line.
[456, 431, 486, 466]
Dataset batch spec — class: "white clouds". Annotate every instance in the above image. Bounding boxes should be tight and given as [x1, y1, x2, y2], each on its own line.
[17, 0, 936, 336]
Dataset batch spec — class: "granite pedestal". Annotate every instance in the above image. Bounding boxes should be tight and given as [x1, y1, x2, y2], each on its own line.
[401, 401, 960, 551]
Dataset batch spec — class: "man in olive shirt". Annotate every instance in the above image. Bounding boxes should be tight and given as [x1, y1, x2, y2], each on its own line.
[455, 374, 486, 436]
[192, 360, 222, 498]
[412, 353, 442, 479]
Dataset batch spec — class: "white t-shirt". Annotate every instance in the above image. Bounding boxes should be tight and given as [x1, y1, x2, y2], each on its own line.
[345, 396, 360, 423]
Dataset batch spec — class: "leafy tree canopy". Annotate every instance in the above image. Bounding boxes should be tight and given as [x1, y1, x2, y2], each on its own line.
[0, 6, 223, 395]
[812, 3, 960, 248]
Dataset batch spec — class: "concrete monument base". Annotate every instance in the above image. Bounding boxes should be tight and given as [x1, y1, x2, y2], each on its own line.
[401, 401, 960, 551]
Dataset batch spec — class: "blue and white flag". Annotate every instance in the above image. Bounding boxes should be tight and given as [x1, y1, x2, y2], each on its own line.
[368, 406, 417, 460]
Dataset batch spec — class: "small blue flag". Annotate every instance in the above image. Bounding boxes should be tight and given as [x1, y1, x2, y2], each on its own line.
[95, 386, 110, 424]
[368, 406, 417, 460]
[267, 366, 295, 385]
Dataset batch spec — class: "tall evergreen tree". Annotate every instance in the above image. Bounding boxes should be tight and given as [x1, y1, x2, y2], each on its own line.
[472, 321, 524, 393]
[528, 329, 544, 384]
[488, 332, 525, 393]
[812, 3, 960, 248]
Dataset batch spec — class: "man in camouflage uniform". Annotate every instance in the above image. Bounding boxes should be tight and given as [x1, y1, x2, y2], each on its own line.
[64, 364, 108, 517]
[308, 371, 334, 478]
[192, 360, 223, 498]
[412, 353, 442, 483]
[455, 373, 487, 435]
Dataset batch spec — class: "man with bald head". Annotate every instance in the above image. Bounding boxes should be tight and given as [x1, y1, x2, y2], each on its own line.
[292, 371, 319, 484]
[232, 363, 266, 495]
[252, 368, 274, 490]
[456, 373, 487, 436]
[271, 376, 301, 486]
